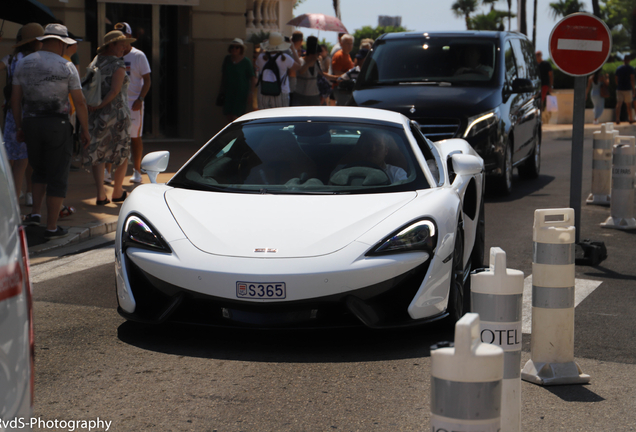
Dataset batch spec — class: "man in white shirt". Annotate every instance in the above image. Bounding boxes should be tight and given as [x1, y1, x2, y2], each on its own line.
[115, 22, 151, 183]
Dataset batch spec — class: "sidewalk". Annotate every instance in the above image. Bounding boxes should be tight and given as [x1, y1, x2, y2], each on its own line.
[23, 123, 636, 257]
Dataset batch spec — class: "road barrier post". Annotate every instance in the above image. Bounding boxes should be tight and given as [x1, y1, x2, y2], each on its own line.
[586, 123, 617, 206]
[521, 208, 590, 386]
[471, 247, 524, 432]
[430, 313, 503, 432]
[601, 136, 636, 230]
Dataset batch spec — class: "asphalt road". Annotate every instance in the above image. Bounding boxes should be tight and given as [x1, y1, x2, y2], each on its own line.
[31, 135, 636, 431]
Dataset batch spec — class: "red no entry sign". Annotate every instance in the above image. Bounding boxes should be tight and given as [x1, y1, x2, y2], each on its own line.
[549, 13, 612, 76]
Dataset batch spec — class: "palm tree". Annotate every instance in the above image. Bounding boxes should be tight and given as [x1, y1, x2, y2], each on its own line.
[482, 0, 498, 12]
[452, 0, 479, 29]
[548, 0, 585, 20]
[519, 0, 527, 34]
[533, 0, 538, 47]
[471, 9, 510, 30]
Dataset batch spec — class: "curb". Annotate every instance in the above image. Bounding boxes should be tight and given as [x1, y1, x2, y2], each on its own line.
[28, 217, 119, 257]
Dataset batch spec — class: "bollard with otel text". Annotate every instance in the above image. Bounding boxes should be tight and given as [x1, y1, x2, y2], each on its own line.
[521, 208, 590, 386]
[471, 247, 524, 432]
[601, 136, 636, 230]
[586, 123, 617, 206]
[430, 313, 504, 432]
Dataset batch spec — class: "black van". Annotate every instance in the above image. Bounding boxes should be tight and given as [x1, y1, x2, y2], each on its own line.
[349, 31, 541, 195]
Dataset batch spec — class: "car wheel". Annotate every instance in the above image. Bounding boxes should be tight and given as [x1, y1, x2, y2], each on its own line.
[492, 142, 513, 196]
[518, 133, 541, 179]
[446, 227, 470, 325]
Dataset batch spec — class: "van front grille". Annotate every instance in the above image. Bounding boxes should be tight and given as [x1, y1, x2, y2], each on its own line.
[415, 118, 461, 141]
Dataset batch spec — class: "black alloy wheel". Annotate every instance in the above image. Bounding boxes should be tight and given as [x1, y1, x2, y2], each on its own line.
[492, 142, 513, 196]
[518, 132, 541, 179]
[446, 226, 470, 325]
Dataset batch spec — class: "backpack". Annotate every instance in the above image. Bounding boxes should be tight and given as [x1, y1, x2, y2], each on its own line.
[81, 57, 102, 107]
[257, 53, 287, 97]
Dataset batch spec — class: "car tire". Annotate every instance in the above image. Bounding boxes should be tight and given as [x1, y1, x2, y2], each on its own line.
[518, 132, 541, 179]
[492, 142, 513, 196]
[446, 226, 470, 325]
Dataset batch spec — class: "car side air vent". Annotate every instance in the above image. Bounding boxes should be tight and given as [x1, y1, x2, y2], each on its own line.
[416, 118, 461, 141]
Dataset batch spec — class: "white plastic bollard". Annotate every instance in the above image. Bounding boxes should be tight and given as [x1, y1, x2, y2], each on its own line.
[601, 136, 636, 230]
[521, 208, 590, 386]
[586, 123, 617, 206]
[471, 247, 524, 432]
[430, 313, 504, 432]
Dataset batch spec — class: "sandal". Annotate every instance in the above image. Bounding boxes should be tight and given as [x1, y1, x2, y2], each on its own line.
[112, 191, 128, 203]
[96, 198, 110, 205]
[59, 205, 75, 218]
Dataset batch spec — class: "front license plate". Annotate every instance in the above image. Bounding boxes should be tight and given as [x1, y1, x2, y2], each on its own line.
[236, 281, 286, 299]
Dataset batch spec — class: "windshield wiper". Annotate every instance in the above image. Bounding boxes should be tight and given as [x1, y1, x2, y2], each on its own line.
[398, 81, 452, 86]
[169, 179, 234, 193]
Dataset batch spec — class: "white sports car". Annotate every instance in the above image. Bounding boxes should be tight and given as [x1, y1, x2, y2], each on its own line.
[115, 107, 485, 329]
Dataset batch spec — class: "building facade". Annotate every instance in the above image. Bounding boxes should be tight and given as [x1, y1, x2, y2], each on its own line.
[1, 0, 297, 145]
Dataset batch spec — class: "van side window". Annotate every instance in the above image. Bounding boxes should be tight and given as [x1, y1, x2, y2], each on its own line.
[504, 41, 517, 83]
[521, 39, 539, 81]
[511, 39, 527, 79]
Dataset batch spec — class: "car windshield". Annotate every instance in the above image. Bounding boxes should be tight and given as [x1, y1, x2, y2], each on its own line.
[169, 120, 429, 194]
[358, 36, 497, 87]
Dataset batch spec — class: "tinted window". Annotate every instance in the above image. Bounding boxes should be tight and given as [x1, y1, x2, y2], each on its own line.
[170, 121, 430, 194]
[504, 40, 517, 83]
[358, 36, 497, 86]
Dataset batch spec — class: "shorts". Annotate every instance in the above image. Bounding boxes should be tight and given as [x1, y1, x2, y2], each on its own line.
[257, 92, 290, 109]
[129, 103, 144, 138]
[23, 116, 73, 198]
[616, 90, 633, 105]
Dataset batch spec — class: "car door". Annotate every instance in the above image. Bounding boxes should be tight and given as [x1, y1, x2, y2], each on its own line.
[503, 40, 524, 162]
[511, 38, 539, 161]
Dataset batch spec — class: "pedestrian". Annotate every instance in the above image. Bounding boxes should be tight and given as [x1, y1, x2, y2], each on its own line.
[255, 32, 300, 109]
[115, 22, 151, 184]
[334, 48, 369, 106]
[11, 23, 90, 239]
[288, 30, 304, 104]
[218, 38, 255, 122]
[586, 69, 609, 124]
[83, 30, 135, 205]
[535, 50, 553, 109]
[291, 36, 321, 107]
[614, 55, 635, 124]
[331, 34, 354, 106]
[2, 23, 43, 204]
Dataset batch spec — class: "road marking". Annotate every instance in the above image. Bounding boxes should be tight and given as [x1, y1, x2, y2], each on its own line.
[30, 246, 115, 285]
[557, 39, 603, 52]
[522, 276, 602, 334]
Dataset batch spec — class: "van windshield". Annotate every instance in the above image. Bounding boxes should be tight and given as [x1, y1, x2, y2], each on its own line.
[358, 36, 497, 87]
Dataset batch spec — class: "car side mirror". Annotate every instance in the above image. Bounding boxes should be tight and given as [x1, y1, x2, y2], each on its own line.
[141, 151, 170, 184]
[511, 78, 534, 93]
[450, 153, 483, 177]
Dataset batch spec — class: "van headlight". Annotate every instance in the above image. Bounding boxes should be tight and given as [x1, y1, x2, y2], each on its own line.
[463, 107, 500, 138]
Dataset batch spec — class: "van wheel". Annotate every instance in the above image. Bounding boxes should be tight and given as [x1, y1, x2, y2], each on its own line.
[519, 133, 541, 179]
[492, 142, 513, 196]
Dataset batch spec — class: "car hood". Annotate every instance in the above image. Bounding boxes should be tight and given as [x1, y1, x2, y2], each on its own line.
[352, 85, 500, 117]
[165, 189, 417, 258]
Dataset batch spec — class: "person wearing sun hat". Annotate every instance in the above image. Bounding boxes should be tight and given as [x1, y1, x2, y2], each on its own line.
[219, 37, 255, 122]
[112, 22, 151, 184]
[1, 23, 44, 207]
[82, 30, 136, 206]
[11, 23, 90, 239]
[255, 32, 301, 109]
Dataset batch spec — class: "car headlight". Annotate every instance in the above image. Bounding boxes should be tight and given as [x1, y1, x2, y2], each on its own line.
[367, 219, 437, 256]
[123, 214, 171, 253]
[463, 107, 500, 138]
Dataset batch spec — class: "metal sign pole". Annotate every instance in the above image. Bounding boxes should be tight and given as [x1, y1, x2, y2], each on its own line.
[570, 75, 587, 244]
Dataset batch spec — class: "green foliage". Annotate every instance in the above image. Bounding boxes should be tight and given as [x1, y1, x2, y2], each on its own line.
[451, 0, 479, 29]
[470, 9, 512, 30]
[548, 0, 586, 19]
[351, 25, 410, 56]
[293, 0, 306, 10]
[600, 0, 635, 53]
[247, 31, 269, 46]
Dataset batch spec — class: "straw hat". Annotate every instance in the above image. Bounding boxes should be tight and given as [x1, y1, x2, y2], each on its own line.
[229, 38, 245, 48]
[36, 23, 76, 45]
[97, 30, 136, 54]
[260, 32, 291, 52]
[13, 23, 44, 48]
